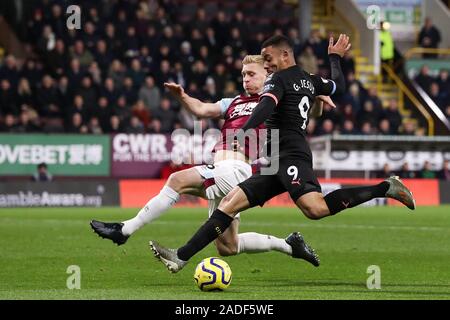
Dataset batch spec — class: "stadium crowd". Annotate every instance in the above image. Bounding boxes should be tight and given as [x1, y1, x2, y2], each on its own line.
[415, 65, 450, 121]
[0, 0, 446, 136]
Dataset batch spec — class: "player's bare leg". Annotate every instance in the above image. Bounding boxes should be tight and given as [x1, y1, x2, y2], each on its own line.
[90, 167, 204, 245]
[295, 176, 416, 220]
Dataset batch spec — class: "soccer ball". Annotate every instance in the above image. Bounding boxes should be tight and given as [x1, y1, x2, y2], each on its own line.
[194, 257, 232, 291]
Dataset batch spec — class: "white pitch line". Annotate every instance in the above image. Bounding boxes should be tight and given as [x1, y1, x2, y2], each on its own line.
[152, 221, 449, 232]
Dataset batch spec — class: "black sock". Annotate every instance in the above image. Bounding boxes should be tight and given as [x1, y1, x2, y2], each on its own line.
[177, 209, 234, 261]
[324, 181, 390, 215]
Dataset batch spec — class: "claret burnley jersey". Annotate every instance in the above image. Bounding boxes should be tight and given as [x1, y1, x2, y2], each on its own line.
[214, 93, 266, 160]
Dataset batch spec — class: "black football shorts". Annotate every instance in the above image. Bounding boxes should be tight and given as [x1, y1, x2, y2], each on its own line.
[238, 155, 322, 207]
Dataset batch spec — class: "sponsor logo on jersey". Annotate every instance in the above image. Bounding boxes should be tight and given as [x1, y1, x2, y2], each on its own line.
[229, 102, 258, 119]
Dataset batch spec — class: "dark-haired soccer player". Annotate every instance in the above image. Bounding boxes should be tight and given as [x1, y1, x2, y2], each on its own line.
[150, 34, 416, 273]
[91, 55, 333, 266]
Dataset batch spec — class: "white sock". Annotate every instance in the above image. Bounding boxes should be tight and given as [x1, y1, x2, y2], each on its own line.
[237, 232, 292, 255]
[121, 186, 179, 236]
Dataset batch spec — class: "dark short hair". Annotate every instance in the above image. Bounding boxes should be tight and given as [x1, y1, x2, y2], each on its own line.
[261, 35, 294, 51]
[38, 163, 47, 169]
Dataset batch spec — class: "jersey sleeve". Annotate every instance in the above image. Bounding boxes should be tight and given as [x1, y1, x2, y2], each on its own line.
[310, 74, 337, 96]
[260, 73, 284, 105]
[217, 97, 235, 115]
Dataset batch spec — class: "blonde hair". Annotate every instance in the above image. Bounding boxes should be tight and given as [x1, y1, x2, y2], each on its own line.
[242, 55, 264, 65]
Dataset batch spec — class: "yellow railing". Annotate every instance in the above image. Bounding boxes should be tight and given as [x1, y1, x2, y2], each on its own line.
[404, 47, 450, 59]
[381, 63, 434, 136]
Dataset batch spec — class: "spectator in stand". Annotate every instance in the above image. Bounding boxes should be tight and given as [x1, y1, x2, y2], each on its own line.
[126, 116, 145, 134]
[429, 82, 447, 110]
[418, 17, 441, 58]
[93, 96, 112, 132]
[126, 59, 145, 91]
[398, 162, 417, 179]
[445, 105, 450, 123]
[37, 25, 56, 58]
[88, 117, 103, 134]
[122, 77, 138, 105]
[298, 45, 318, 74]
[365, 87, 383, 112]
[438, 159, 450, 181]
[378, 119, 392, 135]
[68, 95, 88, 125]
[341, 119, 358, 135]
[36, 75, 61, 119]
[420, 161, 436, 179]
[153, 97, 178, 133]
[20, 59, 43, 90]
[132, 100, 151, 129]
[57, 76, 72, 110]
[317, 119, 335, 136]
[344, 82, 364, 114]
[383, 99, 402, 134]
[70, 40, 94, 68]
[172, 61, 187, 89]
[305, 30, 328, 70]
[414, 65, 434, 92]
[32, 163, 53, 182]
[360, 121, 376, 135]
[138, 76, 161, 113]
[357, 100, 380, 129]
[108, 60, 126, 90]
[76, 76, 97, 109]
[14, 110, 40, 133]
[0, 79, 18, 115]
[67, 58, 84, 88]
[380, 21, 394, 67]
[148, 118, 162, 134]
[46, 39, 68, 77]
[101, 77, 120, 106]
[67, 112, 84, 133]
[0, 114, 16, 132]
[437, 69, 450, 96]
[401, 120, 418, 136]
[109, 115, 122, 134]
[94, 40, 114, 76]
[114, 95, 131, 124]
[376, 163, 395, 178]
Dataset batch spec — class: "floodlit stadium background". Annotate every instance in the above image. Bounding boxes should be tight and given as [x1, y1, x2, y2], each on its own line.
[0, 0, 449, 300]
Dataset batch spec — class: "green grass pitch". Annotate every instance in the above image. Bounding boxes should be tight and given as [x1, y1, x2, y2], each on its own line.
[0, 206, 449, 300]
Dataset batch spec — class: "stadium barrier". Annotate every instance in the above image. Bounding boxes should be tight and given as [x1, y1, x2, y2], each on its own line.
[119, 178, 442, 208]
[0, 181, 120, 207]
[0, 134, 110, 176]
[0, 178, 444, 208]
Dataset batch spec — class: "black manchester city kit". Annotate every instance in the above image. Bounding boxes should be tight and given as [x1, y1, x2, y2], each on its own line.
[239, 65, 337, 206]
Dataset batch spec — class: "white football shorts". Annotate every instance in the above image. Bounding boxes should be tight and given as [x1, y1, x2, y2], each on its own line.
[194, 159, 252, 217]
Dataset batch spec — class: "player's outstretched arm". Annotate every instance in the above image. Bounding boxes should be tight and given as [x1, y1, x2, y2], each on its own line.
[327, 34, 351, 95]
[164, 82, 221, 118]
